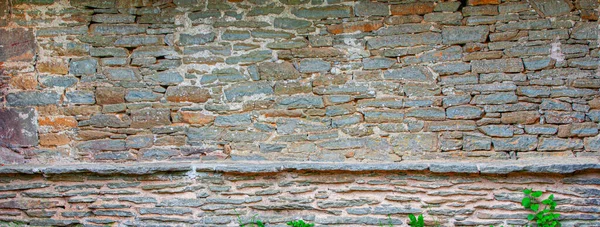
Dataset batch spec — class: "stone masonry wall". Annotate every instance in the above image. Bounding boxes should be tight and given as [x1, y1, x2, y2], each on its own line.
[0, 0, 599, 163]
[0, 165, 599, 226]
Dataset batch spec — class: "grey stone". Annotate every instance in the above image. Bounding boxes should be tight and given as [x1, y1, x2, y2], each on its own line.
[367, 32, 442, 49]
[363, 58, 396, 70]
[224, 82, 273, 101]
[297, 59, 331, 73]
[277, 95, 325, 109]
[383, 66, 435, 83]
[69, 58, 97, 75]
[492, 136, 538, 151]
[390, 133, 438, 152]
[179, 32, 215, 45]
[446, 106, 482, 120]
[274, 18, 312, 29]
[215, 113, 251, 127]
[530, 0, 572, 17]
[479, 125, 513, 137]
[226, 50, 272, 64]
[470, 92, 518, 105]
[125, 89, 162, 102]
[442, 26, 489, 44]
[355, 1, 389, 16]
[472, 58, 524, 73]
[538, 138, 583, 151]
[6, 91, 61, 107]
[39, 76, 78, 88]
[292, 5, 353, 19]
[66, 91, 95, 104]
[145, 71, 184, 85]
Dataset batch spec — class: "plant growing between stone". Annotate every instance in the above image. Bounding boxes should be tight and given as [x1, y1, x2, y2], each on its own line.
[408, 214, 425, 227]
[521, 189, 561, 227]
[287, 220, 315, 227]
[236, 210, 265, 227]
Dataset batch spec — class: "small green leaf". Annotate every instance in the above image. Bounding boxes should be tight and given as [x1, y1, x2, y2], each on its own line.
[532, 191, 543, 198]
[522, 197, 531, 208]
[523, 189, 532, 195]
[527, 214, 535, 221]
[531, 204, 540, 211]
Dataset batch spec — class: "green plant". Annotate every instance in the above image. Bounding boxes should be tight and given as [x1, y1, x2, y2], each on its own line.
[287, 220, 315, 227]
[378, 214, 394, 227]
[408, 214, 425, 227]
[521, 188, 561, 227]
[236, 210, 265, 227]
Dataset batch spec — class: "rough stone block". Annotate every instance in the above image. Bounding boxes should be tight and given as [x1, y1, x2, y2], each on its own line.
[0, 28, 36, 62]
[391, 2, 434, 15]
[0, 107, 38, 147]
[292, 5, 353, 19]
[472, 58, 523, 73]
[130, 109, 171, 128]
[390, 133, 438, 152]
[492, 136, 538, 151]
[442, 26, 489, 44]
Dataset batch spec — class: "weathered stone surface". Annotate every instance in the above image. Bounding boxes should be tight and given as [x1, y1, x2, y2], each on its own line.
[0, 28, 36, 62]
[472, 58, 524, 73]
[390, 133, 438, 152]
[383, 66, 435, 83]
[442, 26, 489, 44]
[493, 136, 538, 151]
[0, 109, 38, 147]
[292, 5, 353, 19]
[391, 2, 434, 15]
[367, 33, 442, 49]
[258, 62, 300, 80]
[130, 109, 171, 128]
[355, 1, 389, 16]
[6, 91, 61, 107]
[166, 86, 210, 103]
[224, 82, 274, 101]
[530, 0, 572, 17]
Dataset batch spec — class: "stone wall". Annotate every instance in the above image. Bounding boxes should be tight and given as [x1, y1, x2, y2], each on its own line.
[0, 0, 598, 163]
[0, 162, 598, 226]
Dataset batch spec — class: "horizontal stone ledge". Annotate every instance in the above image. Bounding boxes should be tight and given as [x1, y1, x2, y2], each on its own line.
[0, 158, 598, 175]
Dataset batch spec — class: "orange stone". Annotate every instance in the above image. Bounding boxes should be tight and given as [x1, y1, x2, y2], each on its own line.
[39, 133, 71, 146]
[391, 2, 435, 15]
[262, 110, 303, 118]
[327, 21, 384, 35]
[96, 87, 125, 105]
[37, 60, 69, 75]
[10, 73, 37, 90]
[467, 0, 500, 6]
[39, 116, 78, 131]
[180, 111, 216, 125]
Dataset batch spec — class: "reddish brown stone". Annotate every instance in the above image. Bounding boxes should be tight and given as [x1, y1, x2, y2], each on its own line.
[37, 60, 69, 75]
[96, 87, 125, 105]
[77, 130, 114, 140]
[39, 116, 78, 131]
[165, 86, 211, 103]
[327, 21, 384, 35]
[40, 133, 71, 146]
[130, 108, 171, 128]
[0, 107, 38, 147]
[63, 106, 102, 116]
[0, 28, 36, 62]
[154, 136, 186, 146]
[468, 0, 500, 5]
[9, 73, 37, 90]
[501, 111, 540, 124]
[180, 111, 216, 125]
[261, 110, 303, 118]
[391, 2, 435, 15]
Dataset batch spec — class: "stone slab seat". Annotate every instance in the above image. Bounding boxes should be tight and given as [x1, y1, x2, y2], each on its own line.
[0, 158, 598, 175]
